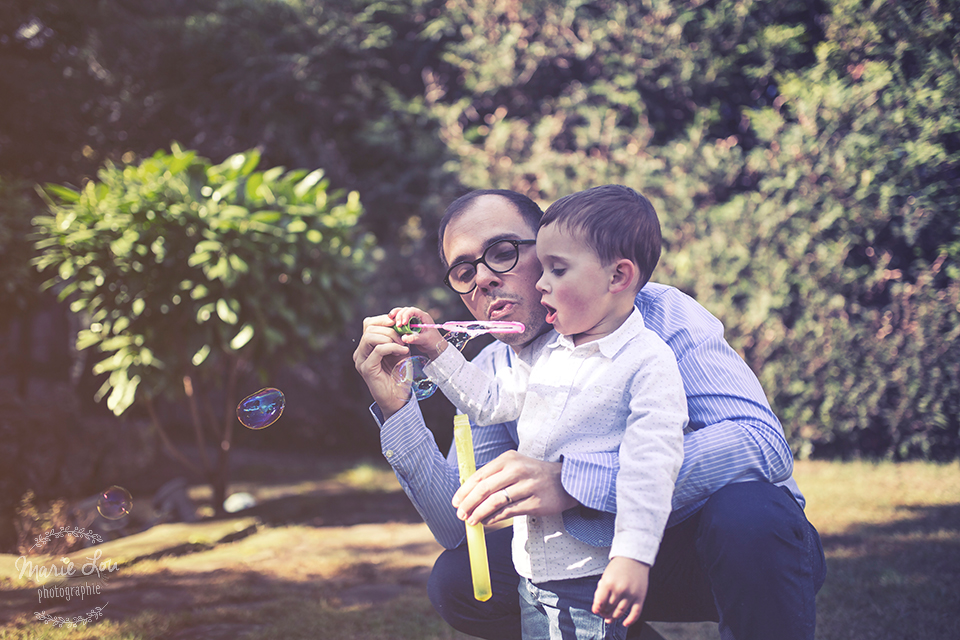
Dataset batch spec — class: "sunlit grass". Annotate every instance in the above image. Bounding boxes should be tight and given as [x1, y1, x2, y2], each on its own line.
[797, 460, 960, 640]
[3, 460, 957, 640]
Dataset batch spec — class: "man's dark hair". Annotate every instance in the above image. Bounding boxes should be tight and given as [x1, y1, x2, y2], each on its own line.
[541, 184, 662, 292]
[437, 189, 543, 266]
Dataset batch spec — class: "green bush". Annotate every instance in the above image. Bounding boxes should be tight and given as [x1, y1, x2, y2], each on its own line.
[418, 0, 960, 459]
[33, 145, 374, 507]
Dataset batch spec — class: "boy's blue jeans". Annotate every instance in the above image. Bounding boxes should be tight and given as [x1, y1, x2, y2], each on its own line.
[428, 481, 826, 640]
[519, 574, 627, 640]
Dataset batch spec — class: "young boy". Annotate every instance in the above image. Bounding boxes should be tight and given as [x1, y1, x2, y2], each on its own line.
[393, 185, 687, 639]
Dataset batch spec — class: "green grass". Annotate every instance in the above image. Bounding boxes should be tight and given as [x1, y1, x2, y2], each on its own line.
[798, 460, 960, 640]
[2, 459, 958, 639]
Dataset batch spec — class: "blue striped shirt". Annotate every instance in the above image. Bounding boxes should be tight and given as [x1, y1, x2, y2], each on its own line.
[373, 282, 802, 550]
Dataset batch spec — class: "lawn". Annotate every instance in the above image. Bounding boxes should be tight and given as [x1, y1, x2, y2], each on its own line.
[1, 458, 958, 639]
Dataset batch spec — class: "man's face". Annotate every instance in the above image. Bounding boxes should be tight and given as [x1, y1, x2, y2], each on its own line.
[441, 195, 548, 348]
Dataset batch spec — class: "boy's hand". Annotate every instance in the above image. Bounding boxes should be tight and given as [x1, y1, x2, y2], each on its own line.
[592, 556, 650, 627]
[389, 307, 448, 360]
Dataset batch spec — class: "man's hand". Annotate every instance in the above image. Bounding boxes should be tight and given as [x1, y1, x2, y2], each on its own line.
[592, 557, 650, 627]
[353, 314, 412, 419]
[452, 450, 578, 526]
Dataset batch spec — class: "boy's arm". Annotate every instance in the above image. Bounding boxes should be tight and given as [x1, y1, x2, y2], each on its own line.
[609, 341, 687, 565]
[423, 338, 529, 426]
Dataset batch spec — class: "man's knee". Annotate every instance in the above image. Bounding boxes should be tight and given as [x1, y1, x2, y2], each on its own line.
[427, 527, 522, 640]
[695, 481, 826, 640]
[697, 481, 815, 569]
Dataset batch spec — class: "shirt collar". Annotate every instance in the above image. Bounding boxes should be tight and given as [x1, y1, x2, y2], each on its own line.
[551, 308, 645, 357]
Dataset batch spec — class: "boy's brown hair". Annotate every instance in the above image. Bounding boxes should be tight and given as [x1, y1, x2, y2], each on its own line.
[541, 184, 662, 292]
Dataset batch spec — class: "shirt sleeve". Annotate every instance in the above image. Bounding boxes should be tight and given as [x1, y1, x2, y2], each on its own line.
[639, 285, 796, 524]
[372, 345, 520, 549]
[609, 341, 687, 565]
[424, 340, 529, 426]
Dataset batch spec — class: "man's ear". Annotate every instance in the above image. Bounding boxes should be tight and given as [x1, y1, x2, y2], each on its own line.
[609, 259, 639, 294]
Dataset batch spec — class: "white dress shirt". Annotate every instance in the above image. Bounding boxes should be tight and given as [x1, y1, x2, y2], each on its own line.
[425, 309, 687, 581]
[371, 284, 801, 553]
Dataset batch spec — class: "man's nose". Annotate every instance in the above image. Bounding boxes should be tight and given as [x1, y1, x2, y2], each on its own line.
[475, 262, 502, 291]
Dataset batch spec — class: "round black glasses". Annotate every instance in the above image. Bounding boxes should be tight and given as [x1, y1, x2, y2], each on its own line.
[444, 239, 537, 294]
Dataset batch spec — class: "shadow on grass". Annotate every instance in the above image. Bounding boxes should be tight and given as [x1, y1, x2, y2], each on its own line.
[0, 557, 450, 639]
[221, 489, 424, 529]
[816, 503, 960, 640]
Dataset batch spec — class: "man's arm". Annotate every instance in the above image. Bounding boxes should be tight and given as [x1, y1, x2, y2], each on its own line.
[356, 316, 558, 546]
[639, 284, 795, 523]
[372, 396, 517, 548]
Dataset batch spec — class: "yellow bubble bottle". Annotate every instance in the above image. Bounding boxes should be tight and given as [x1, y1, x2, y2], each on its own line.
[453, 413, 493, 602]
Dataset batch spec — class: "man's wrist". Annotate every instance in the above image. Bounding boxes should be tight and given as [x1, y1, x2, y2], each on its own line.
[373, 394, 410, 423]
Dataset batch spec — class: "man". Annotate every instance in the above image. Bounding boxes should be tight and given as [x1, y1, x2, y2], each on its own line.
[353, 189, 826, 640]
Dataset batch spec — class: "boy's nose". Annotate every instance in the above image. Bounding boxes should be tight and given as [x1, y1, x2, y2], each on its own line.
[535, 275, 548, 293]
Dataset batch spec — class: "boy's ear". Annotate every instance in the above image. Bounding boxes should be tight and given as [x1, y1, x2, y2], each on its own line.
[609, 259, 639, 294]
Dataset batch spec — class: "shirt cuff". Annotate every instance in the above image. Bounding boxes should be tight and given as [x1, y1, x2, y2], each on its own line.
[370, 397, 433, 457]
[609, 530, 661, 566]
[559, 452, 619, 513]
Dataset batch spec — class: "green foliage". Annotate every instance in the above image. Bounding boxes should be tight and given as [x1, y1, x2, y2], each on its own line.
[418, 0, 960, 459]
[422, 0, 819, 198]
[4, 0, 960, 460]
[33, 145, 373, 416]
[0, 0, 451, 250]
[665, 0, 960, 459]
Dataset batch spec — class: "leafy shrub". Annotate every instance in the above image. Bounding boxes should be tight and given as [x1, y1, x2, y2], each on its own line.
[33, 145, 374, 507]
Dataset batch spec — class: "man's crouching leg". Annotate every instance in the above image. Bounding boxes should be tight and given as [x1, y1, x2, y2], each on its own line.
[427, 526, 523, 640]
[696, 482, 827, 640]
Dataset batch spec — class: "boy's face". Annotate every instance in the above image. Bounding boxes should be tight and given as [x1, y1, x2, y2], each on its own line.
[535, 222, 621, 343]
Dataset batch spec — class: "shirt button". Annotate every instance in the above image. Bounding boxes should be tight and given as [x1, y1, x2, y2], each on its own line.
[385, 450, 394, 458]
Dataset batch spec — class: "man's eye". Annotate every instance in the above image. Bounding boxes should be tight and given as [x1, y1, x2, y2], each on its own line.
[453, 265, 476, 281]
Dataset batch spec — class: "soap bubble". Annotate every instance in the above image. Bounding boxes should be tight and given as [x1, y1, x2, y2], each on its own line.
[392, 355, 437, 400]
[237, 387, 285, 430]
[98, 486, 133, 520]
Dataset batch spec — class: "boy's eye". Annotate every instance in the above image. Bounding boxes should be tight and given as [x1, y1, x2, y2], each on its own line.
[551, 268, 566, 276]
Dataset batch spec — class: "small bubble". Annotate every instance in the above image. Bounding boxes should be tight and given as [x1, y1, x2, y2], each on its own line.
[237, 387, 285, 430]
[392, 356, 437, 400]
[98, 486, 133, 520]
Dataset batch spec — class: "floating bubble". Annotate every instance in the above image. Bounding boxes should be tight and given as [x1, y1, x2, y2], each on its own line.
[392, 355, 437, 400]
[237, 387, 285, 430]
[97, 486, 133, 520]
